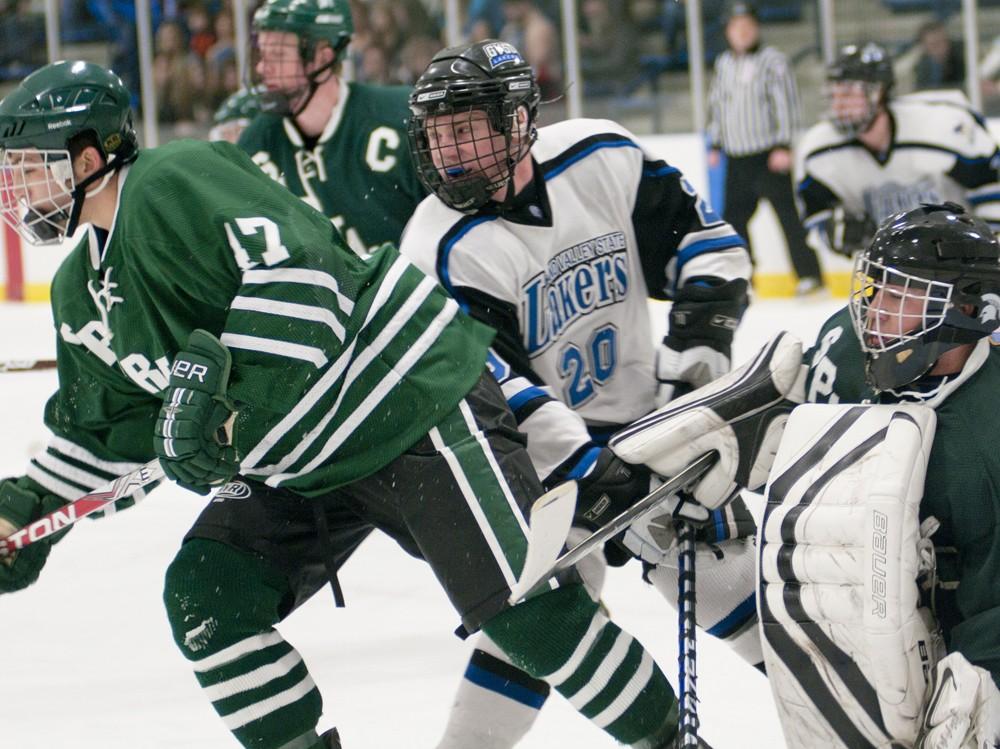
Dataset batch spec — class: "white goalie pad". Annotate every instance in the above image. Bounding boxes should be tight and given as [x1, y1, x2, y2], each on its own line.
[610, 331, 804, 509]
[759, 403, 945, 749]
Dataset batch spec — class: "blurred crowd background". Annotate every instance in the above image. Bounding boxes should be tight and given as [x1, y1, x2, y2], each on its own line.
[4, 0, 1000, 141]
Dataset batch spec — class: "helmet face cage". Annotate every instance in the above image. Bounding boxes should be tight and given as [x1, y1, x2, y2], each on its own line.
[824, 79, 883, 137]
[0, 146, 76, 244]
[250, 30, 323, 116]
[409, 99, 533, 212]
[849, 255, 953, 356]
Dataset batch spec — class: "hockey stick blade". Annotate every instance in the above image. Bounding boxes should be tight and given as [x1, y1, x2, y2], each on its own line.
[510, 451, 717, 603]
[0, 459, 164, 557]
[0, 358, 57, 373]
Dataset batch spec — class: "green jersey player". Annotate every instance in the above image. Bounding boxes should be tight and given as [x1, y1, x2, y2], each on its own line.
[0, 61, 692, 749]
[238, 0, 425, 256]
[803, 203, 1000, 746]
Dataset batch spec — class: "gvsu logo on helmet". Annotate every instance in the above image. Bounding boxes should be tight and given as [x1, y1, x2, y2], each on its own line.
[483, 42, 523, 69]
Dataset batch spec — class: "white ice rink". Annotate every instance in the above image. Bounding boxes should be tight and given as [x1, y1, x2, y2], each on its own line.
[1, 296, 843, 749]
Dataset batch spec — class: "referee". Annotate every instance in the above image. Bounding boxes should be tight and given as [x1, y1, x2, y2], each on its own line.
[708, 2, 823, 295]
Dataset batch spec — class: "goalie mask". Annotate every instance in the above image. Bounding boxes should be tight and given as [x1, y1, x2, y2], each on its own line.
[0, 60, 137, 245]
[849, 202, 1000, 392]
[251, 0, 352, 117]
[407, 39, 540, 212]
[825, 42, 894, 137]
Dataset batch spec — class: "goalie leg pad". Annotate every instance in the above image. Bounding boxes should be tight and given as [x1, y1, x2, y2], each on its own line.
[610, 331, 804, 509]
[759, 403, 944, 749]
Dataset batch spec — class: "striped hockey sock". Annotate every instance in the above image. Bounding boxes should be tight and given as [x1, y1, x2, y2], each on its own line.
[482, 583, 678, 748]
[164, 539, 324, 749]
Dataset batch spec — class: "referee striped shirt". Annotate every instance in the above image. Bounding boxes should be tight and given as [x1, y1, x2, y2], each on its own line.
[707, 45, 802, 156]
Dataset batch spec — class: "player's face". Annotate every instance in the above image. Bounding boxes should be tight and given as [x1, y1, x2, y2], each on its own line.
[862, 280, 939, 348]
[255, 31, 308, 100]
[0, 147, 75, 243]
[424, 109, 512, 191]
[828, 81, 872, 127]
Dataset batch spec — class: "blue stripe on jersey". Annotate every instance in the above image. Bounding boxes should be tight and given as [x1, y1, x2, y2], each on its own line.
[969, 191, 1000, 204]
[706, 593, 757, 639]
[542, 139, 640, 181]
[712, 508, 726, 541]
[676, 235, 745, 274]
[643, 164, 681, 178]
[438, 215, 500, 311]
[565, 445, 602, 480]
[464, 662, 548, 708]
[508, 385, 550, 412]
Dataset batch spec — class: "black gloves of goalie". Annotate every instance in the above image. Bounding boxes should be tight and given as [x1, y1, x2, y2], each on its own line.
[657, 278, 748, 406]
[0, 479, 71, 593]
[558, 446, 652, 566]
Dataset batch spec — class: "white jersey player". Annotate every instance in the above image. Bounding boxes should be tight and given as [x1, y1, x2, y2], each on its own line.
[401, 39, 754, 749]
[796, 42, 1000, 256]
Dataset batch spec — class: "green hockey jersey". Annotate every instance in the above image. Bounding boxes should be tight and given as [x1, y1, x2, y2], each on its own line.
[237, 82, 425, 255]
[805, 308, 1000, 685]
[24, 138, 493, 510]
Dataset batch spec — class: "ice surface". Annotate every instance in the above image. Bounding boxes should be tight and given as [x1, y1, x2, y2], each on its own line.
[0, 296, 842, 748]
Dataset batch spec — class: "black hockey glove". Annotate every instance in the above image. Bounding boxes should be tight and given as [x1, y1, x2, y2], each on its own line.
[568, 447, 653, 567]
[824, 206, 877, 258]
[657, 278, 748, 406]
[0, 479, 71, 593]
[154, 330, 241, 495]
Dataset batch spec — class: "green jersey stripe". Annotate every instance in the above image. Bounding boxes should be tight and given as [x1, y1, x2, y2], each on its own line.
[193, 631, 286, 673]
[249, 274, 437, 477]
[26, 462, 90, 501]
[220, 673, 317, 730]
[242, 267, 355, 316]
[231, 296, 347, 342]
[34, 450, 108, 489]
[221, 333, 329, 368]
[202, 649, 304, 702]
[428, 420, 521, 589]
[288, 297, 460, 480]
[49, 436, 144, 473]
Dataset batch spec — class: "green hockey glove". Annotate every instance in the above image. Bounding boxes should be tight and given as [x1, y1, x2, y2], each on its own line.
[0, 479, 71, 593]
[154, 330, 241, 495]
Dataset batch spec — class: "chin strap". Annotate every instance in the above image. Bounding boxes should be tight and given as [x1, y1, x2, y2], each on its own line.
[66, 148, 137, 236]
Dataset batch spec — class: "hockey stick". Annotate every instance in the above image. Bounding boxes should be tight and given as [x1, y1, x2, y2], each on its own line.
[0, 358, 57, 373]
[509, 451, 717, 603]
[0, 459, 164, 557]
[676, 517, 700, 747]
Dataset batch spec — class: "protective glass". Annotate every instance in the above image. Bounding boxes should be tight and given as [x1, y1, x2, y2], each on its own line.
[849, 254, 953, 355]
[0, 147, 75, 245]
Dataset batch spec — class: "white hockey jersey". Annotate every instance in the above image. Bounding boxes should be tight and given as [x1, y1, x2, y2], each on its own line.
[796, 94, 1000, 231]
[400, 118, 750, 481]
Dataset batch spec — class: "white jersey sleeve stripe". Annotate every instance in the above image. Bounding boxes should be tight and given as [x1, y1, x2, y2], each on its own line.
[231, 296, 346, 343]
[242, 268, 354, 315]
[221, 333, 329, 369]
[47, 436, 143, 473]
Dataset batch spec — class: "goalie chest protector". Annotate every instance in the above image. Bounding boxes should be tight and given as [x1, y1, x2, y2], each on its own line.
[758, 403, 943, 748]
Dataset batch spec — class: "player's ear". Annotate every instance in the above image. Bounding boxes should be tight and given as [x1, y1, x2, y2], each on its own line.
[73, 145, 106, 182]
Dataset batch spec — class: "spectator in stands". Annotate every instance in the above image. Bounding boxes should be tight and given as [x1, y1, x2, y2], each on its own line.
[578, 0, 640, 95]
[86, 0, 164, 109]
[398, 34, 443, 85]
[153, 18, 207, 130]
[185, 2, 216, 60]
[205, 10, 237, 107]
[914, 20, 965, 91]
[707, 1, 822, 296]
[466, 0, 504, 39]
[499, 0, 561, 99]
[662, 0, 727, 59]
[0, 0, 46, 71]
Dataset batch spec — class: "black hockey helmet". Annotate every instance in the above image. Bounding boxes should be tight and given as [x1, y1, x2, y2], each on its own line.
[849, 202, 1000, 392]
[825, 42, 894, 136]
[407, 39, 541, 212]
